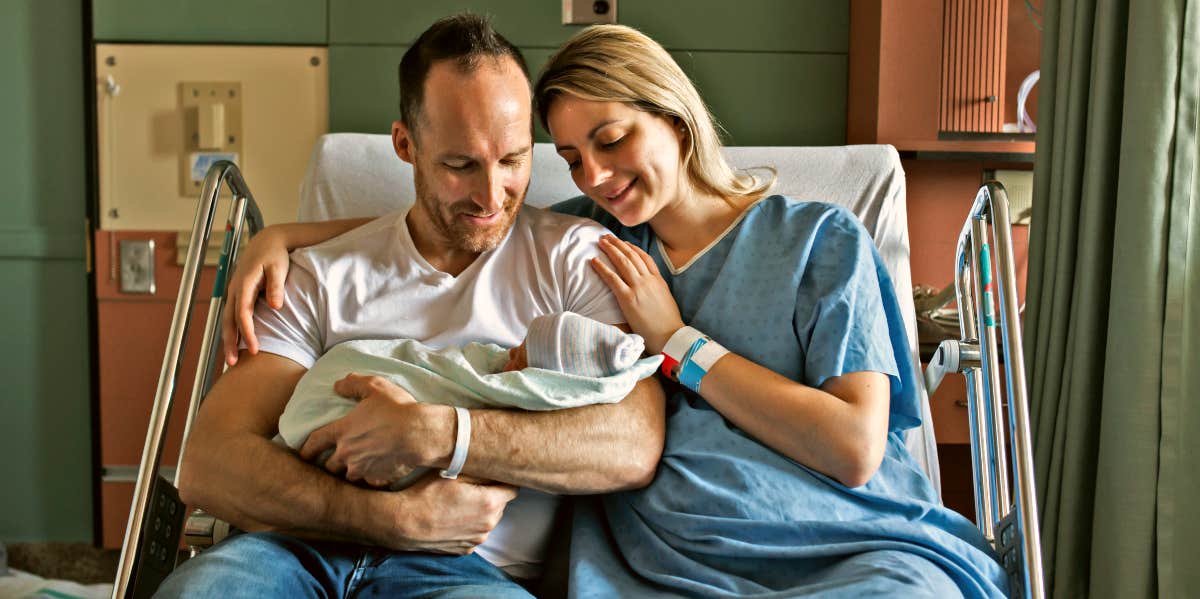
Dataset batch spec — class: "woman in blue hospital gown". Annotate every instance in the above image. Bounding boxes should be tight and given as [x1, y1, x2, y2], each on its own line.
[535, 25, 1010, 598]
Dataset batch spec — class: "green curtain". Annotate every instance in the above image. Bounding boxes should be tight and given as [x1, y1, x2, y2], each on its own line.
[1026, 0, 1200, 597]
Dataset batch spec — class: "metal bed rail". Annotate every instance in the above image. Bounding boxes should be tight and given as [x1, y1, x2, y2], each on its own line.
[111, 162, 263, 599]
[924, 181, 1045, 599]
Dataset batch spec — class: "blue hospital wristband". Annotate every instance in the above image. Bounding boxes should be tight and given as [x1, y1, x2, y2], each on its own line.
[676, 332, 730, 392]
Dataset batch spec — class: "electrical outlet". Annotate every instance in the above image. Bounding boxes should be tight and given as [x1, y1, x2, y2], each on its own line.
[563, 0, 617, 24]
[120, 239, 156, 294]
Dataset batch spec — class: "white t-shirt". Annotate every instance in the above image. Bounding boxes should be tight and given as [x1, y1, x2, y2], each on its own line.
[252, 205, 625, 578]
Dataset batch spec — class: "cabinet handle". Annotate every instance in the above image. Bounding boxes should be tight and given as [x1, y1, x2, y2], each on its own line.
[985, 95, 998, 103]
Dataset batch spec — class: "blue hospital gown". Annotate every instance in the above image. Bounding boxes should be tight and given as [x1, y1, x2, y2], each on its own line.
[552, 195, 1009, 598]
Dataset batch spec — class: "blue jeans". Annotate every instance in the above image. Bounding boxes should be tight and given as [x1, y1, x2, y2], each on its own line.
[155, 532, 534, 598]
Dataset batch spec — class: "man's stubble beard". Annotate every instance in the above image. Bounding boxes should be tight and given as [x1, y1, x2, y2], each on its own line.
[414, 168, 527, 254]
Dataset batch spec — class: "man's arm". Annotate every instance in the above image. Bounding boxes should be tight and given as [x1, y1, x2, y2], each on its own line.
[178, 351, 516, 553]
[458, 375, 666, 494]
[311, 372, 666, 496]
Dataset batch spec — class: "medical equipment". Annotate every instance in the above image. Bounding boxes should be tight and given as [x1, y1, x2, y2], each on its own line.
[1017, 70, 1040, 133]
[924, 182, 1046, 599]
[111, 134, 985, 597]
[111, 161, 263, 599]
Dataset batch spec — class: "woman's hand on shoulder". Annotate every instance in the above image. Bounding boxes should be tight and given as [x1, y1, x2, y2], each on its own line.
[590, 235, 684, 354]
[221, 225, 292, 366]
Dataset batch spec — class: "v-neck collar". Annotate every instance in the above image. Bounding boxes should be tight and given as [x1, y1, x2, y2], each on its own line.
[655, 196, 766, 275]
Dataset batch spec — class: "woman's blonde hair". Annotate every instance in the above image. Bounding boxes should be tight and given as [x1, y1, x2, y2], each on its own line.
[534, 24, 775, 204]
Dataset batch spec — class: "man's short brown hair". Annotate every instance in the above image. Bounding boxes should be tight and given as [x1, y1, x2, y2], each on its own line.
[398, 13, 529, 138]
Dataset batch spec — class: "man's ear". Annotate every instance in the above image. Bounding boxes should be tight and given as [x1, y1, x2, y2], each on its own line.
[392, 120, 416, 164]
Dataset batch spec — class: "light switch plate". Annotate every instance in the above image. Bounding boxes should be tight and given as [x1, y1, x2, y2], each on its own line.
[563, 0, 617, 24]
[119, 239, 156, 294]
[180, 81, 243, 196]
[994, 170, 1034, 225]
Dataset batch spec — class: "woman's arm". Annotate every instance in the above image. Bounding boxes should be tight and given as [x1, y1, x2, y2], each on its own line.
[222, 218, 370, 366]
[591, 234, 890, 487]
[693, 358, 889, 487]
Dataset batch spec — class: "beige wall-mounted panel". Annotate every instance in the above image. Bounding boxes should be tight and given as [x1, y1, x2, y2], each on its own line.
[96, 44, 328, 231]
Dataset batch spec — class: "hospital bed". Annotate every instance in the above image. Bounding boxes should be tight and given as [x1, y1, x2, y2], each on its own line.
[111, 133, 1042, 598]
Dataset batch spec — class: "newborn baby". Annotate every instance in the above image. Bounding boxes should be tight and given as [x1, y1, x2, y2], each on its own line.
[277, 311, 663, 489]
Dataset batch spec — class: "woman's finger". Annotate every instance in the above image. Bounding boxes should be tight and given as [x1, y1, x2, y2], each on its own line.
[221, 295, 240, 366]
[625, 241, 658, 274]
[599, 236, 642, 282]
[590, 257, 631, 296]
[264, 262, 287, 309]
[235, 269, 263, 355]
[606, 236, 651, 276]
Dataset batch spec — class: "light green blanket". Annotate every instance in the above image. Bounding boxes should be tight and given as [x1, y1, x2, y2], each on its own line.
[277, 338, 662, 488]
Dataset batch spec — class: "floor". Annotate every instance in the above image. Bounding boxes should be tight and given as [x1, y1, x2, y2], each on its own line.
[4, 542, 119, 585]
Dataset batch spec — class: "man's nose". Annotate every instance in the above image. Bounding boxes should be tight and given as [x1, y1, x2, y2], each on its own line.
[475, 168, 506, 214]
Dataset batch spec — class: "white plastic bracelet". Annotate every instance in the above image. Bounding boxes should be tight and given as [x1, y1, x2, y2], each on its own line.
[661, 326, 705, 380]
[689, 337, 729, 372]
[439, 407, 471, 479]
[675, 332, 730, 392]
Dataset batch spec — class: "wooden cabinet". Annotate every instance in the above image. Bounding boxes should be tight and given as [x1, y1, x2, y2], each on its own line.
[939, 0, 1010, 134]
[849, 0, 1039, 159]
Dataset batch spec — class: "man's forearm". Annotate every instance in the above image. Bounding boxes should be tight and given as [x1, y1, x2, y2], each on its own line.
[424, 377, 666, 494]
[179, 429, 378, 544]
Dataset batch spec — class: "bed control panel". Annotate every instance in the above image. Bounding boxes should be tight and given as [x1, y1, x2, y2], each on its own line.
[995, 510, 1027, 598]
[129, 475, 186, 599]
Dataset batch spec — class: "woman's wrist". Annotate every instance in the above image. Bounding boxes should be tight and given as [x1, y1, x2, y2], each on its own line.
[659, 326, 731, 391]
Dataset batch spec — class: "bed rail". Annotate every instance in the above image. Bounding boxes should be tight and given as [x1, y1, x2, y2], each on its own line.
[923, 181, 1045, 599]
[112, 162, 263, 599]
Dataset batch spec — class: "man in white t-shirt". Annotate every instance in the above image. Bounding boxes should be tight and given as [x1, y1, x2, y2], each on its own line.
[158, 14, 664, 599]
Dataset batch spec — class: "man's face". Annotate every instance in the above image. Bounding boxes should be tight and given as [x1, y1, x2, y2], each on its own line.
[395, 57, 533, 254]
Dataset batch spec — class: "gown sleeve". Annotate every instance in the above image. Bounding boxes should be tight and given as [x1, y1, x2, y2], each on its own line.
[793, 205, 921, 432]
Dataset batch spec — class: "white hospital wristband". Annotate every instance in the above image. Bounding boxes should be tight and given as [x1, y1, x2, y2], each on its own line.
[661, 326, 706, 380]
[439, 407, 471, 479]
[677, 335, 730, 392]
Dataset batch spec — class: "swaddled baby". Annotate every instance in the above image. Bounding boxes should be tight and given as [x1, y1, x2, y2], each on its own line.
[276, 311, 663, 489]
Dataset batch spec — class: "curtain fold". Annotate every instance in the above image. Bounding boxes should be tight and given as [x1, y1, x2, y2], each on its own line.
[1026, 0, 1200, 597]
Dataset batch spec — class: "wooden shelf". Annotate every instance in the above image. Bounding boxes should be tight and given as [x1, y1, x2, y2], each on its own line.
[893, 139, 1035, 163]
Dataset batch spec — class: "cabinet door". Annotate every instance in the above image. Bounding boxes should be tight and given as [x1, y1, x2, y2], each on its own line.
[939, 0, 1009, 133]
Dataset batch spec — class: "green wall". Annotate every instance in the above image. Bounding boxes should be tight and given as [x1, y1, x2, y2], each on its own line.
[93, 0, 849, 145]
[0, 1, 93, 542]
[92, 0, 327, 44]
[327, 0, 849, 145]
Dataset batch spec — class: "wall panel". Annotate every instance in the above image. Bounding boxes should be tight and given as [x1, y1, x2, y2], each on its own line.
[673, 51, 847, 146]
[331, 47, 845, 146]
[624, 0, 848, 52]
[330, 0, 848, 53]
[0, 0, 92, 543]
[0, 260, 92, 542]
[330, 0, 572, 47]
[93, 0, 327, 44]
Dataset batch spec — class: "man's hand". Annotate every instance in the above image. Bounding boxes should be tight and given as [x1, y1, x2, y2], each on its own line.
[365, 474, 519, 554]
[300, 373, 454, 487]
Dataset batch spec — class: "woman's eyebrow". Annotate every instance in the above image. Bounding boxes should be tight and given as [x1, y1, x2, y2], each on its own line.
[555, 119, 621, 152]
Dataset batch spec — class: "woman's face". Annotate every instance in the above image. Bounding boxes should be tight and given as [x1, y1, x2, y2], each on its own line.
[546, 96, 687, 227]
